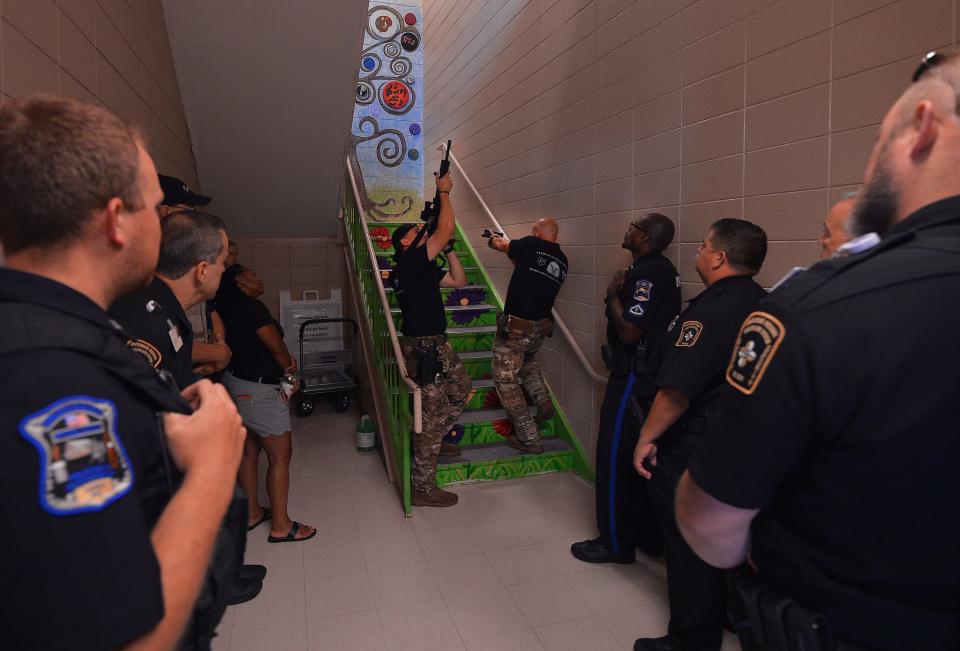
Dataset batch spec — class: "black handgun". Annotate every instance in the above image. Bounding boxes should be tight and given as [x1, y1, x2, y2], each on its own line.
[419, 139, 452, 236]
[481, 228, 504, 239]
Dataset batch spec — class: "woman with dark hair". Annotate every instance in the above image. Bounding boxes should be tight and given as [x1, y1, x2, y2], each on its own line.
[217, 265, 316, 543]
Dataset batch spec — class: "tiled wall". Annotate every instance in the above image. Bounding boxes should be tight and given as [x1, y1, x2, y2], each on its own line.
[422, 0, 958, 459]
[0, 0, 199, 185]
[232, 236, 348, 320]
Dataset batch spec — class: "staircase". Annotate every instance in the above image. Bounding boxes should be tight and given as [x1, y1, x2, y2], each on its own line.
[342, 165, 593, 514]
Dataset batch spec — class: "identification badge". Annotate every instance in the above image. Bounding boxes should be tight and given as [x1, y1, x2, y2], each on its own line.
[19, 396, 134, 515]
[168, 321, 183, 352]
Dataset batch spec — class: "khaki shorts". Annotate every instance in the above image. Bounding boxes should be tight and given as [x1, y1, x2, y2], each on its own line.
[224, 372, 291, 437]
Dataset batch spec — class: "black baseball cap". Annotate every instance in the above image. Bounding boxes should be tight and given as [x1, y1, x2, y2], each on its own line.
[391, 223, 418, 257]
[158, 174, 212, 207]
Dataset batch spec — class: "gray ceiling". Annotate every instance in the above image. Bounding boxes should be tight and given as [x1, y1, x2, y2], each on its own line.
[161, 0, 367, 238]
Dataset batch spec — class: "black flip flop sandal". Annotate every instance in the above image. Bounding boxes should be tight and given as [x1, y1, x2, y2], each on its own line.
[268, 520, 317, 544]
[247, 508, 272, 532]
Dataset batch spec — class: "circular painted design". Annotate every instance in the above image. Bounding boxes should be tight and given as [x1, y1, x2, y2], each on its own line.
[404, 12, 417, 26]
[409, 123, 421, 136]
[406, 75, 416, 84]
[356, 81, 375, 105]
[381, 80, 412, 112]
[361, 56, 377, 72]
[390, 56, 412, 76]
[408, 149, 420, 161]
[383, 42, 401, 57]
[400, 31, 420, 52]
[368, 8, 401, 39]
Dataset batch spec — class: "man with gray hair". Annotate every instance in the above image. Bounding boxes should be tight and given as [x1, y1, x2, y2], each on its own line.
[818, 192, 858, 259]
[676, 50, 960, 650]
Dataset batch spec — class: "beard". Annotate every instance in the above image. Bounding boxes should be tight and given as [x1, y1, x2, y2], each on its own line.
[850, 151, 900, 237]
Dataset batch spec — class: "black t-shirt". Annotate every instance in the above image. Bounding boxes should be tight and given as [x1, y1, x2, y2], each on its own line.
[217, 294, 284, 381]
[503, 236, 568, 320]
[110, 276, 195, 389]
[394, 244, 447, 336]
[657, 275, 765, 431]
[688, 198, 960, 650]
[0, 269, 172, 650]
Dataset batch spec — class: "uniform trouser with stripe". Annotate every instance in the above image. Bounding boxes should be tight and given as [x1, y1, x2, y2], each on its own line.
[649, 436, 725, 651]
[594, 371, 663, 556]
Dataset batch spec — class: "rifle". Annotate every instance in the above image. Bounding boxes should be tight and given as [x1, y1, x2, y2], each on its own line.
[408, 139, 454, 256]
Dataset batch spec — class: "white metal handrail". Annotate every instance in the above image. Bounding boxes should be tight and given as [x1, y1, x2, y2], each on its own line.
[439, 143, 608, 385]
[345, 158, 423, 433]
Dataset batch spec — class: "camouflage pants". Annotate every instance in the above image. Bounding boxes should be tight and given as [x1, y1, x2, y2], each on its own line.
[491, 318, 552, 444]
[402, 335, 473, 493]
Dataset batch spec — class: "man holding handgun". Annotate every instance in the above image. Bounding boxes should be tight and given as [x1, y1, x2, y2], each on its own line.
[390, 171, 471, 507]
[485, 218, 567, 454]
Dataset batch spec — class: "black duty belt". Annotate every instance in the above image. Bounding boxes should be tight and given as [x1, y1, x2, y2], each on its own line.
[229, 371, 281, 385]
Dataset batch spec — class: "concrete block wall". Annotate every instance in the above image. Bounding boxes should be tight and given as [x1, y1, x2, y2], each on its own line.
[231, 236, 348, 321]
[0, 0, 198, 185]
[422, 0, 959, 460]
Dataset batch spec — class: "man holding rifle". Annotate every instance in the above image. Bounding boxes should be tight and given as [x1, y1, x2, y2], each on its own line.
[390, 166, 471, 507]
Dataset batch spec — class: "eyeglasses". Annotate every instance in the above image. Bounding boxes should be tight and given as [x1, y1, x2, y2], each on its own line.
[912, 51, 947, 82]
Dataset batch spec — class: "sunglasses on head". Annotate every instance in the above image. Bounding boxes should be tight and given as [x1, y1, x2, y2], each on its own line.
[912, 51, 947, 82]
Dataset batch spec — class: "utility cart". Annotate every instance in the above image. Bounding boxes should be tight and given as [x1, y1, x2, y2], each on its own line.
[293, 317, 359, 417]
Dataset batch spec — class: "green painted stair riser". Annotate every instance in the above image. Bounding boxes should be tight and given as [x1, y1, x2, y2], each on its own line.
[435, 451, 575, 485]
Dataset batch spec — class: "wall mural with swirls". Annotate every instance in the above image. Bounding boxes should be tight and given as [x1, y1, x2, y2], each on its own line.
[351, 1, 423, 222]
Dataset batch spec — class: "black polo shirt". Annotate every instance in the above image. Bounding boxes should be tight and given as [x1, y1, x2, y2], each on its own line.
[657, 274, 766, 431]
[503, 236, 568, 320]
[110, 276, 195, 389]
[0, 268, 183, 650]
[394, 244, 447, 336]
[217, 293, 284, 381]
[607, 250, 681, 345]
[688, 197, 960, 650]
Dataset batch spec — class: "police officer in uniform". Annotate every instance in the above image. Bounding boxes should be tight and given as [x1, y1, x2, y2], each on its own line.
[571, 212, 681, 564]
[633, 218, 768, 651]
[0, 96, 245, 650]
[677, 52, 960, 651]
[391, 172, 472, 507]
[486, 218, 567, 454]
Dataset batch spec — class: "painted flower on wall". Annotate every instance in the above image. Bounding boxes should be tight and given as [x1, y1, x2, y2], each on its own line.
[370, 226, 392, 250]
[483, 390, 512, 437]
[446, 288, 489, 325]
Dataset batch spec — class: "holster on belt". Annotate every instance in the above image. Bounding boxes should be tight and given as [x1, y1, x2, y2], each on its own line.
[733, 567, 835, 651]
[411, 342, 441, 387]
[602, 342, 647, 376]
[498, 314, 535, 336]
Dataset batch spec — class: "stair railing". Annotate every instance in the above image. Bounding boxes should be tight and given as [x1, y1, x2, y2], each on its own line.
[439, 143, 608, 385]
[343, 157, 421, 512]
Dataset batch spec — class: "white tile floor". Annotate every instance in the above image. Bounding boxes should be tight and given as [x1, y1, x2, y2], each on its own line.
[214, 406, 741, 650]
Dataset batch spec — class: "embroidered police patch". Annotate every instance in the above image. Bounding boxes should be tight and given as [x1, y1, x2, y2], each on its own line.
[127, 338, 162, 368]
[726, 311, 786, 395]
[19, 397, 134, 516]
[675, 321, 703, 347]
[633, 279, 653, 302]
[629, 303, 645, 317]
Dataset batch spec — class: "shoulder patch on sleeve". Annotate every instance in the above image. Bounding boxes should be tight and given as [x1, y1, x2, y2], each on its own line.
[19, 397, 134, 516]
[726, 311, 786, 395]
[127, 338, 162, 368]
[675, 321, 703, 347]
[633, 279, 653, 302]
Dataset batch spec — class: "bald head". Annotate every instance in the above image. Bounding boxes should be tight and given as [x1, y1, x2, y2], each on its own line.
[532, 217, 558, 242]
[820, 197, 856, 259]
[853, 52, 960, 235]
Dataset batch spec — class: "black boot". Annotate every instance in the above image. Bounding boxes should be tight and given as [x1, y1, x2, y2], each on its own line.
[570, 537, 635, 564]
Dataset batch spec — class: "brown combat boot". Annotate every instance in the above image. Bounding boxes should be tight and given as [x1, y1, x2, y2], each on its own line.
[507, 435, 544, 455]
[439, 442, 462, 457]
[534, 399, 555, 425]
[411, 487, 459, 507]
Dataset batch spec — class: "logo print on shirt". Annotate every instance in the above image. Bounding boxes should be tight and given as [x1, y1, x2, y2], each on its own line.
[546, 261, 561, 279]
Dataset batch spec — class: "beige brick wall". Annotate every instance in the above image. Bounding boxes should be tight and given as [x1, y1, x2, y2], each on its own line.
[0, 0, 198, 185]
[423, 0, 958, 459]
[231, 236, 348, 320]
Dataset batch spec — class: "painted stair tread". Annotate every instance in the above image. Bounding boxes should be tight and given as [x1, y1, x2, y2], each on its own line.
[399, 325, 498, 336]
[391, 304, 496, 313]
[458, 350, 493, 359]
[385, 284, 486, 293]
[471, 378, 494, 388]
[437, 438, 572, 465]
[458, 405, 535, 424]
